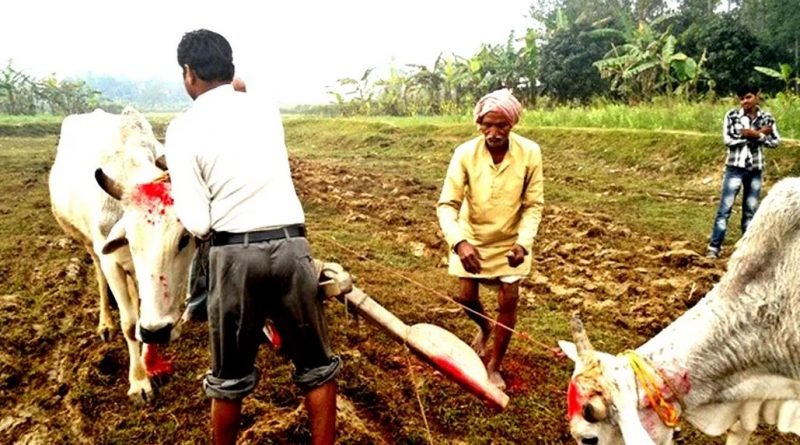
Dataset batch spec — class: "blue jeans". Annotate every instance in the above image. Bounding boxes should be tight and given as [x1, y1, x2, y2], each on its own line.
[708, 166, 762, 250]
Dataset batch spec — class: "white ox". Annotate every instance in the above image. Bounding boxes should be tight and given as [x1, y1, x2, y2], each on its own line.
[560, 177, 800, 445]
[49, 107, 195, 402]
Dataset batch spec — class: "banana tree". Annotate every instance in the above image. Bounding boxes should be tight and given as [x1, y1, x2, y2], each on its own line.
[516, 28, 540, 106]
[374, 64, 410, 115]
[0, 61, 37, 114]
[755, 63, 798, 94]
[657, 34, 687, 95]
[593, 17, 693, 101]
[406, 63, 444, 114]
[673, 49, 708, 99]
[329, 68, 376, 116]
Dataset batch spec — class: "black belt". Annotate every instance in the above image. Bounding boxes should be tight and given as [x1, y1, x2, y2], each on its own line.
[211, 224, 306, 246]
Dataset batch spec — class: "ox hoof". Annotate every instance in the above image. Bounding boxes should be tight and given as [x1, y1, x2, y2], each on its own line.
[128, 382, 156, 405]
[97, 325, 116, 342]
[150, 373, 171, 389]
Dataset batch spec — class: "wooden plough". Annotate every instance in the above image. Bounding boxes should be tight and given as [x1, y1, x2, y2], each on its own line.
[318, 262, 509, 410]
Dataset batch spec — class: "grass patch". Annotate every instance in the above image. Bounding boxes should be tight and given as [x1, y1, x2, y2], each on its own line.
[286, 118, 800, 249]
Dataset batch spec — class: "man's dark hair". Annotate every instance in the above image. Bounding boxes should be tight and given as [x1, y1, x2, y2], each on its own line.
[736, 84, 760, 98]
[177, 29, 234, 82]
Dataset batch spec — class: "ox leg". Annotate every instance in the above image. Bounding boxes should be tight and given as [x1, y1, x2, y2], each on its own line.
[725, 420, 753, 445]
[89, 250, 116, 341]
[126, 274, 139, 311]
[100, 261, 153, 403]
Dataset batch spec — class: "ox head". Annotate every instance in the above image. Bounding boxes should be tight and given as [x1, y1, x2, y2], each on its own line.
[95, 167, 195, 344]
[558, 318, 675, 445]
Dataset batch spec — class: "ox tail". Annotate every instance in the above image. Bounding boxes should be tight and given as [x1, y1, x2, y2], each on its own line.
[721, 178, 800, 295]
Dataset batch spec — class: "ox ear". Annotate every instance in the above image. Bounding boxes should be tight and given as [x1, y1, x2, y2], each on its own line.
[559, 341, 580, 363]
[95, 168, 125, 200]
[102, 220, 128, 254]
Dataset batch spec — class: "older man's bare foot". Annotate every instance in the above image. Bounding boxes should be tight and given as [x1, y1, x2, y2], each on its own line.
[471, 330, 489, 359]
[488, 371, 506, 390]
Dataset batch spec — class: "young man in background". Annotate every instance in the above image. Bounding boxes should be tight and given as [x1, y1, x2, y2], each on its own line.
[706, 84, 780, 259]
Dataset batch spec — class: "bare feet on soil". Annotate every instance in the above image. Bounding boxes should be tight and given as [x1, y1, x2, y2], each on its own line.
[471, 330, 489, 360]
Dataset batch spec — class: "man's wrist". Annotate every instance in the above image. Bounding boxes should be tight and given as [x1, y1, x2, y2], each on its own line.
[453, 240, 466, 253]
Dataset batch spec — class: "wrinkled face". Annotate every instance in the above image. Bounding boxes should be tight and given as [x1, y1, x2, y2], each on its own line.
[479, 110, 512, 150]
[102, 178, 195, 343]
[560, 342, 675, 445]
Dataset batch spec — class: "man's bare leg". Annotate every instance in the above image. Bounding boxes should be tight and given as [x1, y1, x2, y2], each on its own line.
[486, 281, 520, 390]
[211, 398, 242, 445]
[305, 380, 337, 445]
[458, 278, 491, 358]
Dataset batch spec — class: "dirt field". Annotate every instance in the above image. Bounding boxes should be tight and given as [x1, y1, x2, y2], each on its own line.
[1, 124, 796, 444]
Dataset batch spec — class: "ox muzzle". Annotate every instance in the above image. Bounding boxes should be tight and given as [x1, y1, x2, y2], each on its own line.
[136, 322, 173, 344]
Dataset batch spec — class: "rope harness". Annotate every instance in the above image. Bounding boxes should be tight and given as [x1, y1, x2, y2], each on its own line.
[318, 234, 554, 353]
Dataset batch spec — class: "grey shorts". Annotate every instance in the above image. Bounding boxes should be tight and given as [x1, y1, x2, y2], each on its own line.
[203, 236, 341, 400]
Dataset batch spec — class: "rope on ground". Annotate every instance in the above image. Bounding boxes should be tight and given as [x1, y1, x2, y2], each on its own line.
[318, 234, 555, 354]
[404, 349, 434, 445]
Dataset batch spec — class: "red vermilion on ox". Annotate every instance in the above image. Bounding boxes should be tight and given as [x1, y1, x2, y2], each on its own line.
[49, 107, 196, 403]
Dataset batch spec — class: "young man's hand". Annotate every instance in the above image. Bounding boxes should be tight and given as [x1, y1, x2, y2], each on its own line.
[741, 128, 762, 138]
[455, 241, 481, 274]
[506, 244, 526, 268]
[758, 126, 773, 136]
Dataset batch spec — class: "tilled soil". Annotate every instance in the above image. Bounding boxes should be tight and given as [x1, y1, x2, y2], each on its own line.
[2, 155, 730, 444]
[291, 157, 723, 337]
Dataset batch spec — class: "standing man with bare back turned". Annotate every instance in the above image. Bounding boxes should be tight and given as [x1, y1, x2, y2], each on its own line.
[437, 89, 544, 390]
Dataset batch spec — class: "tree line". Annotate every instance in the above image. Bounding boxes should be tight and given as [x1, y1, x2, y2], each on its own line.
[3, 0, 797, 116]
[0, 61, 189, 115]
[0, 61, 104, 115]
[323, 0, 799, 116]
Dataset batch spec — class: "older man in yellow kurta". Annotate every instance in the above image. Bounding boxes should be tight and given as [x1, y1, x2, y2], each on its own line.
[437, 89, 544, 390]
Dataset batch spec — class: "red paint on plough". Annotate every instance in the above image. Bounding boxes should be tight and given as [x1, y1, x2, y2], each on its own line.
[338, 286, 510, 409]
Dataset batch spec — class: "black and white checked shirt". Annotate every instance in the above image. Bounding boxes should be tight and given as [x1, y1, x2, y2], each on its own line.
[722, 107, 781, 170]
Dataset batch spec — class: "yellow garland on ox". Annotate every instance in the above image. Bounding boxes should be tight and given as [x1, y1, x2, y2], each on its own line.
[621, 350, 681, 428]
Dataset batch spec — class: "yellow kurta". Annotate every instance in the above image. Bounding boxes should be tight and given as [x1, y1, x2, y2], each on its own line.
[437, 133, 544, 278]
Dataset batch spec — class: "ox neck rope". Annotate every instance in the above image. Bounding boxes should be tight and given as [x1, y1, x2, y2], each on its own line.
[621, 350, 686, 428]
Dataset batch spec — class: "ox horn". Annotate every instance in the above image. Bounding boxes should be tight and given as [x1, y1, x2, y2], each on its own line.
[95, 168, 125, 200]
[570, 315, 594, 355]
[154, 155, 168, 171]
